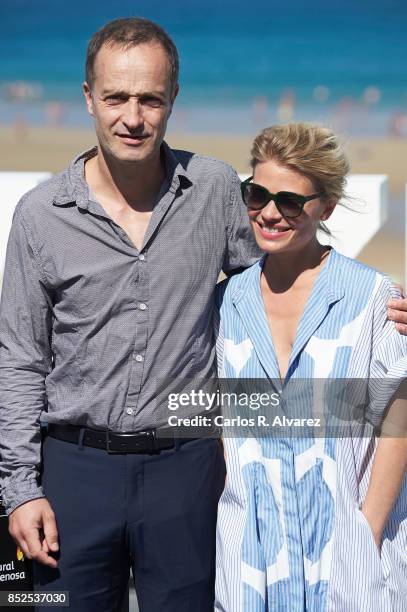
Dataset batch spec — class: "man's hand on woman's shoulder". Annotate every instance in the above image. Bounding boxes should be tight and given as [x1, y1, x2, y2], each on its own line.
[388, 288, 407, 336]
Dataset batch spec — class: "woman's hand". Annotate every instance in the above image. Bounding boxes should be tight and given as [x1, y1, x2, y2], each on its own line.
[361, 395, 407, 552]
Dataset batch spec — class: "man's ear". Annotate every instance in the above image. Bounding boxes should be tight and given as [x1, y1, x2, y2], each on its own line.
[169, 83, 179, 115]
[320, 199, 337, 221]
[83, 82, 94, 116]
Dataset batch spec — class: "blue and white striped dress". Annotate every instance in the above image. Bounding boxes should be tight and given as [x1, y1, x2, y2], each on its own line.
[214, 249, 407, 612]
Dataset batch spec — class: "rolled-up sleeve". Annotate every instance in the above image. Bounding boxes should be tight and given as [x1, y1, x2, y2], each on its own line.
[0, 204, 53, 515]
[222, 170, 262, 274]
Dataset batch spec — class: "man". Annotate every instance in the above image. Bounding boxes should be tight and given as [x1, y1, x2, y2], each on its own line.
[1, 16, 407, 612]
[0, 17, 260, 612]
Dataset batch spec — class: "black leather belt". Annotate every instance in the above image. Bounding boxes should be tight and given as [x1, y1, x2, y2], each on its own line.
[46, 423, 219, 454]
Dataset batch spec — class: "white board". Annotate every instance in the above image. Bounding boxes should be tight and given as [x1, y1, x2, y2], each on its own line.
[319, 174, 388, 257]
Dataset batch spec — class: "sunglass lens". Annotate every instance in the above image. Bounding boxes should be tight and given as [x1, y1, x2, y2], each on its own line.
[243, 184, 268, 209]
[276, 192, 304, 217]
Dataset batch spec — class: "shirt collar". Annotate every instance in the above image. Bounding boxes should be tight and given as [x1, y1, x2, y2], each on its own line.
[230, 247, 345, 306]
[53, 142, 192, 209]
[228, 248, 345, 382]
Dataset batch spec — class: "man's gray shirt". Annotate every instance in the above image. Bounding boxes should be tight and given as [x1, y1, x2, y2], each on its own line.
[0, 143, 261, 514]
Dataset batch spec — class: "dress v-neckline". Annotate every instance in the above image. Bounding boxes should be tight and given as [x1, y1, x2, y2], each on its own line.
[258, 250, 333, 383]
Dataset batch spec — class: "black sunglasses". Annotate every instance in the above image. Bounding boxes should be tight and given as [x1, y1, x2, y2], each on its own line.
[241, 176, 323, 218]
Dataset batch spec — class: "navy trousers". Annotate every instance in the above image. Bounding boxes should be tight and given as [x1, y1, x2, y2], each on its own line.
[33, 432, 225, 611]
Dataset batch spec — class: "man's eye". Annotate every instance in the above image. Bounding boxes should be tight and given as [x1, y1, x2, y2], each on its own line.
[105, 96, 125, 105]
[142, 97, 164, 107]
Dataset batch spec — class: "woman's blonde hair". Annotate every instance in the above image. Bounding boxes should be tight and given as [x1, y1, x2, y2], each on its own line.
[250, 122, 350, 205]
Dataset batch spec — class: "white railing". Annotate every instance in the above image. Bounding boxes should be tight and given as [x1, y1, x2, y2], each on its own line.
[0, 172, 388, 293]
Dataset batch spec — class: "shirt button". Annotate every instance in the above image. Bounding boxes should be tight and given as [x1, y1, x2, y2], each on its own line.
[126, 407, 134, 415]
[139, 303, 147, 310]
[135, 354, 144, 362]
[139, 254, 145, 261]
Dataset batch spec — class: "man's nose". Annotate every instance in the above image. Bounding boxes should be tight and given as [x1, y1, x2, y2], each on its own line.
[122, 98, 144, 131]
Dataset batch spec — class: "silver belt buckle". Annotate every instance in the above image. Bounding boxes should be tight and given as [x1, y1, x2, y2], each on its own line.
[105, 429, 155, 453]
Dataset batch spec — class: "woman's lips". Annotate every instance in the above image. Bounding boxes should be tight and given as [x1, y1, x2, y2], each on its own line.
[257, 224, 291, 240]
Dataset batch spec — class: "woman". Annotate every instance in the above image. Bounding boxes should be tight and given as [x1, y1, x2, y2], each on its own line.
[214, 123, 407, 611]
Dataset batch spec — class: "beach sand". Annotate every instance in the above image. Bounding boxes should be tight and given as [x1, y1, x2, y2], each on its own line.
[0, 124, 405, 283]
